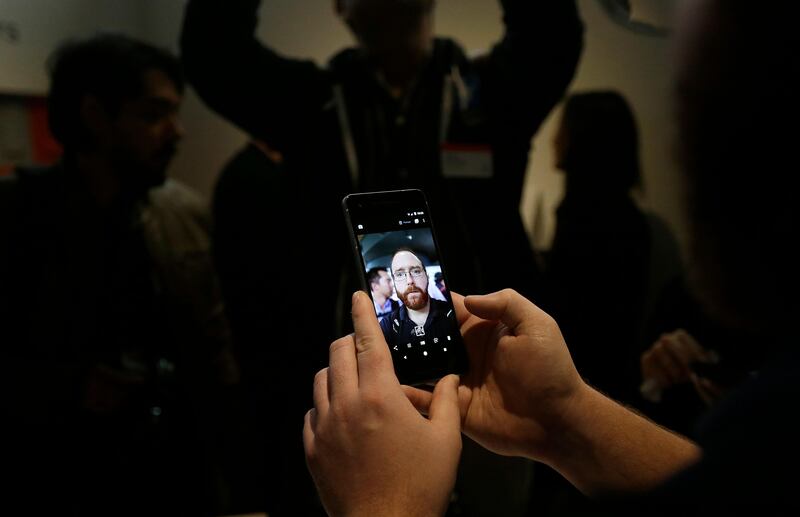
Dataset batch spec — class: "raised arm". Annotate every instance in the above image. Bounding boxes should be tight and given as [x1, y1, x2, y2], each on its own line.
[180, 0, 331, 153]
[485, 0, 584, 136]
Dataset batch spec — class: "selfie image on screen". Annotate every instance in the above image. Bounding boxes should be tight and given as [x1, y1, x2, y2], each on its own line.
[357, 228, 460, 378]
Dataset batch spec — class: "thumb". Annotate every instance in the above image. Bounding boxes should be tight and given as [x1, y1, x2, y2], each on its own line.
[464, 289, 539, 334]
[428, 374, 461, 431]
[403, 384, 433, 415]
[351, 290, 396, 387]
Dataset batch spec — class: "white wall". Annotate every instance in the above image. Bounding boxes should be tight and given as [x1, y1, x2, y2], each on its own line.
[0, 0, 687, 256]
[0, 0, 146, 94]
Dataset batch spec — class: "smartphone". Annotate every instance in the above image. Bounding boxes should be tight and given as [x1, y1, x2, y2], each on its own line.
[342, 189, 469, 386]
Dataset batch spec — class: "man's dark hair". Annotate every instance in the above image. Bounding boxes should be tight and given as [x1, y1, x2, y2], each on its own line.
[559, 90, 641, 192]
[367, 267, 388, 287]
[46, 33, 184, 149]
[434, 272, 444, 288]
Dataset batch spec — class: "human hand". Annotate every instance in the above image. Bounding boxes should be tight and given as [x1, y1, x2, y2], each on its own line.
[303, 291, 462, 517]
[639, 329, 721, 403]
[404, 289, 589, 463]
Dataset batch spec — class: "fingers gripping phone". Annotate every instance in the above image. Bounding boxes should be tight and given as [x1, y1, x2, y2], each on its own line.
[343, 189, 469, 386]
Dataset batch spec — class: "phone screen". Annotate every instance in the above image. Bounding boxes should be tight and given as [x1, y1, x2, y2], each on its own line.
[343, 190, 468, 385]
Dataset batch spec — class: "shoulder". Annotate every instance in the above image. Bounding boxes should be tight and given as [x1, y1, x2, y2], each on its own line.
[434, 38, 468, 60]
[431, 38, 472, 74]
[380, 308, 402, 332]
[0, 164, 62, 207]
[431, 299, 452, 315]
[5, 164, 60, 186]
[149, 179, 208, 218]
[0, 165, 62, 241]
[144, 179, 213, 243]
[0, 173, 19, 230]
[215, 143, 285, 201]
[327, 46, 366, 81]
[0, 173, 18, 196]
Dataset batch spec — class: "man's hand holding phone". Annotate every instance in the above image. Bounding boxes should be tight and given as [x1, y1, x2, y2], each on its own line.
[304, 287, 594, 516]
[306, 288, 699, 507]
[303, 291, 462, 517]
[404, 289, 590, 462]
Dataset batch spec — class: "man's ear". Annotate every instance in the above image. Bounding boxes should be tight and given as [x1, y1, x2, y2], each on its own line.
[80, 95, 111, 135]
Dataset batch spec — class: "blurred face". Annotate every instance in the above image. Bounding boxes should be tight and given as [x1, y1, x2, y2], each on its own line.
[672, 0, 777, 329]
[392, 251, 429, 311]
[336, 0, 434, 59]
[105, 68, 184, 192]
[372, 270, 394, 298]
[673, 0, 727, 159]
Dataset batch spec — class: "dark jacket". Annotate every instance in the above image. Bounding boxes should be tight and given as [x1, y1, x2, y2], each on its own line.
[380, 298, 455, 349]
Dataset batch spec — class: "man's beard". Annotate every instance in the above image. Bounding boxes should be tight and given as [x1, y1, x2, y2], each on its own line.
[399, 284, 429, 311]
[113, 145, 176, 195]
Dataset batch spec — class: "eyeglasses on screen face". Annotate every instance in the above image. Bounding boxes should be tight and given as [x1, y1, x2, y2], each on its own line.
[393, 267, 426, 283]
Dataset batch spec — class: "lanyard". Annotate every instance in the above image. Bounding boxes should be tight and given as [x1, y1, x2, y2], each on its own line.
[333, 65, 464, 189]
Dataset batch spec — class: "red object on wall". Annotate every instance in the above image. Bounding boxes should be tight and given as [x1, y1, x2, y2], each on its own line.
[27, 97, 62, 165]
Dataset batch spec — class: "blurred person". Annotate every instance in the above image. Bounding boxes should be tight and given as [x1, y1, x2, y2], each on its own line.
[544, 90, 683, 405]
[181, 0, 584, 312]
[368, 267, 398, 321]
[635, 275, 762, 436]
[0, 34, 240, 516]
[303, 0, 800, 515]
[379, 250, 454, 348]
[640, 328, 725, 407]
[434, 270, 449, 300]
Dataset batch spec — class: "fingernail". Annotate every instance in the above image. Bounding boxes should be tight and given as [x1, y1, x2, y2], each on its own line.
[352, 291, 359, 305]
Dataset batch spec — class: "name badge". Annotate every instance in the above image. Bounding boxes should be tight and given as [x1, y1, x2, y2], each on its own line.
[441, 143, 493, 179]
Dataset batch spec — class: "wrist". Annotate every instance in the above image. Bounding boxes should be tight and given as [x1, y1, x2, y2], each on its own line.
[347, 510, 442, 517]
[534, 383, 701, 495]
[533, 381, 601, 467]
[345, 501, 445, 517]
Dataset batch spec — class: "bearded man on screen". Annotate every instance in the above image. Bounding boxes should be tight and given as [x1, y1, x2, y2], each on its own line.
[380, 249, 454, 349]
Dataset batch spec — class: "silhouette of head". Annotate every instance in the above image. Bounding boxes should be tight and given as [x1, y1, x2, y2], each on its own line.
[675, 0, 800, 333]
[555, 90, 641, 193]
[334, 0, 435, 63]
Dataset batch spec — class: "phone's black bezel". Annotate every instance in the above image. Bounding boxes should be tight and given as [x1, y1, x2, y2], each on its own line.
[342, 189, 468, 386]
